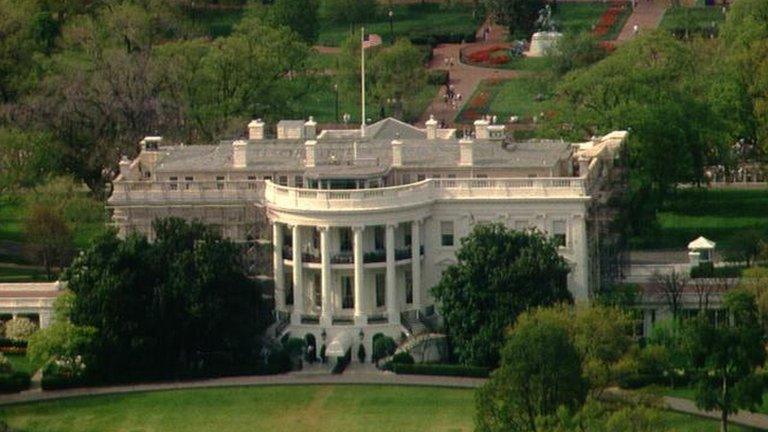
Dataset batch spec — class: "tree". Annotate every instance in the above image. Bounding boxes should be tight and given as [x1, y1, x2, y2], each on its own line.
[0, 0, 42, 102]
[24, 203, 73, 280]
[64, 218, 267, 382]
[723, 230, 765, 267]
[321, 0, 378, 25]
[690, 277, 733, 311]
[684, 290, 766, 432]
[650, 270, 688, 319]
[263, 0, 320, 44]
[475, 308, 586, 432]
[4, 317, 38, 341]
[549, 32, 607, 76]
[736, 267, 768, 335]
[485, 0, 545, 39]
[368, 38, 427, 120]
[432, 223, 571, 367]
[0, 128, 61, 193]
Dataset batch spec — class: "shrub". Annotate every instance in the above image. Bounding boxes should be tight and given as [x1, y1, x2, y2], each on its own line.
[331, 348, 352, 374]
[41, 356, 88, 390]
[427, 69, 449, 86]
[372, 335, 396, 363]
[5, 317, 38, 341]
[0, 371, 31, 393]
[391, 351, 414, 365]
[0, 353, 11, 373]
[388, 363, 490, 377]
[357, 343, 366, 363]
[319, 344, 326, 363]
[690, 262, 743, 279]
[261, 347, 291, 375]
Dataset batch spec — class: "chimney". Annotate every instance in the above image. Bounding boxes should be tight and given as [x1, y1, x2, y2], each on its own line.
[426, 115, 438, 140]
[248, 119, 265, 140]
[232, 140, 247, 168]
[487, 124, 506, 141]
[305, 140, 317, 167]
[140, 136, 162, 151]
[473, 118, 490, 139]
[118, 156, 134, 180]
[304, 116, 317, 140]
[391, 139, 403, 167]
[459, 138, 473, 166]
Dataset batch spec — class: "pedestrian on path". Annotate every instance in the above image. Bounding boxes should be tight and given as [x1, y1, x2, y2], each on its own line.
[633, 24, 639, 35]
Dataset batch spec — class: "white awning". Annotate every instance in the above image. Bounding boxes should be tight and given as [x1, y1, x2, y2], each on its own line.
[688, 236, 716, 250]
[325, 331, 354, 357]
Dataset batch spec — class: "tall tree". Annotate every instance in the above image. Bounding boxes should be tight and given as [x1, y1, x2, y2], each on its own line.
[431, 223, 571, 367]
[24, 203, 73, 280]
[685, 290, 766, 432]
[485, 0, 545, 39]
[475, 307, 586, 432]
[650, 270, 688, 320]
[0, 128, 61, 193]
[263, 0, 320, 44]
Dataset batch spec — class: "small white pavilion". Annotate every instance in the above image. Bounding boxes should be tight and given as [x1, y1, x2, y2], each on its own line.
[688, 236, 716, 266]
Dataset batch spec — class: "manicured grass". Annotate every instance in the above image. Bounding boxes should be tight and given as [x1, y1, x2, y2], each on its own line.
[0, 384, 752, 431]
[0, 196, 25, 244]
[0, 385, 475, 432]
[317, 3, 480, 47]
[0, 265, 49, 283]
[629, 188, 768, 250]
[660, 6, 725, 35]
[552, 2, 610, 35]
[502, 56, 554, 72]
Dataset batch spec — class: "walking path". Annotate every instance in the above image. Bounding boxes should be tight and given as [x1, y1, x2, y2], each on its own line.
[616, 0, 668, 42]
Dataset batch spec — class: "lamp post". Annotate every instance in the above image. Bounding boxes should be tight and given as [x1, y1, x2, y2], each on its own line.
[388, 9, 394, 43]
[333, 83, 339, 123]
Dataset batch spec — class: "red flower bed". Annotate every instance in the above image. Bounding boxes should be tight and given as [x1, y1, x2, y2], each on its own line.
[593, 1, 627, 38]
[466, 46, 512, 66]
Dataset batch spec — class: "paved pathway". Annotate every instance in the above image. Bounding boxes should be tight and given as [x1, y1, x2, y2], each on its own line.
[616, 0, 668, 43]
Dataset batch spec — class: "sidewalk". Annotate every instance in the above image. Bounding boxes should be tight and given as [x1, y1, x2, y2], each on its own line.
[616, 0, 668, 43]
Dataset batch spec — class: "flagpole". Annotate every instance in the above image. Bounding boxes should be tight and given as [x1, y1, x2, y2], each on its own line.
[360, 26, 366, 137]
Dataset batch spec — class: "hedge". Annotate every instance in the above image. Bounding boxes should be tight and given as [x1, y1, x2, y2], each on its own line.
[0, 371, 31, 393]
[690, 262, 743, 279]
[387, 363, 490, 378]
[427, 69, 449, 86]
[331, 348, 352, 374]
[410, 31, 476, 47]
[41, 373, 88, 391]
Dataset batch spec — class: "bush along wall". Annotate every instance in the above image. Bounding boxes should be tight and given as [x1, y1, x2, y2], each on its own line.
[0, 371, 31, 393]
[386, 362, 490, 378]
[331, 348, 352, 374]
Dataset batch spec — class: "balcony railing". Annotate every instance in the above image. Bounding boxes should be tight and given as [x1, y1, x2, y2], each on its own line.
[264, 177, 588, 212]
[109, 180, 266, 204]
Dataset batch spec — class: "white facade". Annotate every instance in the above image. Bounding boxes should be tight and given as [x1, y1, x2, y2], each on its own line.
[108, 118, 627, 358]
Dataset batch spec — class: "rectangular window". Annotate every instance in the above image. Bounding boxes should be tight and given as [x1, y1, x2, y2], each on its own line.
[405, 270, 413, 304]
[341, 276, 354, 309]
[402, 173, 411, 184]
[313, 274, 322, 307]
[285, 275, 294, 306]
[404, 232, 412, 248]
[441, 221, 454, 247]
[375, 273, 386, 308]
[247, 175, 257, 190]
[339, 228, 352, 252]
[553, 220, 567, 247]
[216, 175, 225, 190]
[294, 176, 304, 188]
[312, 228, 320, 250]
[447, 174, 456, 179]
[374, 226, 385, 250]
[475, 174, 488, 178]
[417, 174, 426, 182]
[169, 176, 178, 191]
[432, 174, 441, 179]
[278, 175, 288, 186]
[263, 175, 272, 181]
[184, 176, 193, 190]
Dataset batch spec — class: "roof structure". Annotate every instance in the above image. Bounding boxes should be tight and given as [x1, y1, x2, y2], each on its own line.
[688, 236, 716, 250]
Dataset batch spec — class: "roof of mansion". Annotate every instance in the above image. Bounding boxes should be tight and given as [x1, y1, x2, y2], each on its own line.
[150, 118, 572, 174]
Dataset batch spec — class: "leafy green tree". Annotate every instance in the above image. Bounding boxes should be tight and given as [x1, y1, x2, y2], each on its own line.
[369, 38, 427, 120]
[432, 223, 571, 367]
[24, 203, 73, 280]
[549, 32, 606, 76]
[475, 307, 586, 432]
[0, 0, 43, 102]
[321, 0, 378, 25]
[723, 229, 765, 267]
[263, 0, 320, 44]
[485, 0, 544, 39]
[0, 128, 61, 193]
[684, 290, 766, 432]
[64, 218, 267, 382]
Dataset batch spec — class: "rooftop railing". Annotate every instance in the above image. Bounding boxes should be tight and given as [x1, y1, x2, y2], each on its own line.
[108, 180, 266, 205]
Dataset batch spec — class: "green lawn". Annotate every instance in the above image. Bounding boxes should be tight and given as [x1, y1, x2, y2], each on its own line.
[0, 196, 25, 244]
[665, 386, 768, 417]
[552, 2, 610, 35]
[5, 354, 35, 375]
[458, 76, 555, 123]
[629, 188, 768, 250]
[317, 3, 480, 47]
[660, 6, 725, 36]
[0, 384, 755, 432]
[0, 265, 49, 283]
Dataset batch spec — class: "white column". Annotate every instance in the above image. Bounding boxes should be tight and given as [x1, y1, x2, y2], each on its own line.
[273, 222, 285, 311]
[571, 214, 589, 302]
[353, 226, 366, 325]
[39, 310, 52, 329]
[291, 225, 304, 325]
[320, 226, 332, 326]
[411, 220, 422, 314]
[386, 224, 400, 324]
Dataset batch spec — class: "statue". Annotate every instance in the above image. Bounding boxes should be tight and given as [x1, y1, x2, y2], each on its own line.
[535, 5, 557, 32]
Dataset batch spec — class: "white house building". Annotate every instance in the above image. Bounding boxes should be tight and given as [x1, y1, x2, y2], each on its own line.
[108, 117, 627, 356]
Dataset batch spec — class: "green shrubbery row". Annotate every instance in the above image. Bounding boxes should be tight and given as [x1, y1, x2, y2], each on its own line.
[0, 371, 31, 393]
[386, 362, 490, 378]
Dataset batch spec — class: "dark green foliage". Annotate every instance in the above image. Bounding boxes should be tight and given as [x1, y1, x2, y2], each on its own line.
[388, 363, 490, 378]
[684, 290, 766, 431]
[319, 344, 326, 363]
[372, 335, 396, 363]
[690, 262, 744, 279]
[475, 312, 586, 431]
[549, 32, 606, 76]
[263, 0, 320, 43]
[64, 218, 268, 383]
[321, 0, 378, 25]
[427, 69, 449, 86]
[357, 343, 365, 363]
[391, 351, 414, 365]
[0, 371, 31, 393]
[432, 223, 571, 367]
[0, 339, 27, 350]
[331, 348, 351, 374]
[484, 0, 544, 39]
